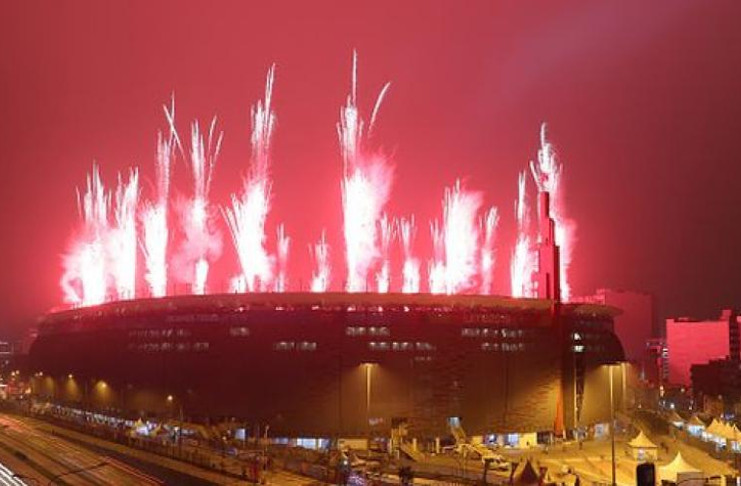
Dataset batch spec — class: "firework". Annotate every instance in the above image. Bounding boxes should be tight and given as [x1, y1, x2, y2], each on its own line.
[310, 231, 331, 292]
[399, 217, 420, 293]
[338, 51, 393, 292]
[224, 66, 277, 292]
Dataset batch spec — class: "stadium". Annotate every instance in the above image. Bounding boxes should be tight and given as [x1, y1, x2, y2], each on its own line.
[27, 292, 624, 444]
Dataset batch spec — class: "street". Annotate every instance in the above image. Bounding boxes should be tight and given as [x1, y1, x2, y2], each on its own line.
[0, 413, 325, 485]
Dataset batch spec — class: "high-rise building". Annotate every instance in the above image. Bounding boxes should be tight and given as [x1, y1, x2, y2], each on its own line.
[666, 310, 740, 386]
[645, 337, 668, 386]
[574, 289, 654, 364]
[691, 358, 741, 413]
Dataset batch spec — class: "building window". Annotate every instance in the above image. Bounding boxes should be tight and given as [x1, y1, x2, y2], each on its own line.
[229, 326, 250, 337]
[369, 341, 390, 351]
[415, 342, 436, 351]
[481, 342, 499, 351]
[274, 341, 295, 351]
[392, 342, 413, 351]
[193, 342, 210, 352]
[298, 341, 317, 351]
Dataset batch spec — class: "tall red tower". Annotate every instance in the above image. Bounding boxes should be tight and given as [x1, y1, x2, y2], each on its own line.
[534, 191, 561, 301]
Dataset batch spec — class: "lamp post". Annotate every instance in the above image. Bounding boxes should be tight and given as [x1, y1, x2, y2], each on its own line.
[363, 363, 375, 430]
[606, 362, 624, 486]
[166, 394, 183, 456]
[362, 363, 375, 446]
[365, 364, 372, 420]
[609, 364, 616, 486]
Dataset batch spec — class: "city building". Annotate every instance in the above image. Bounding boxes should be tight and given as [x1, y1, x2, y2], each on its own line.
[666, 310, 740, 386]
[576, 289, 655, 364]
[645, 337, 668, 386]
[691, 358, 741, 415]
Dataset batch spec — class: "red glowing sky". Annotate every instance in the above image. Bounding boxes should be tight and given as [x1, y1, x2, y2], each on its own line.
[2, 1, 741, 337]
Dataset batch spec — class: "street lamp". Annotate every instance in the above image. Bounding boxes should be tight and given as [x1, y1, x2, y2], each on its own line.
[362, 363, 376, 440]
[606, 361, 624, 486]
[166, 394, 183, 455]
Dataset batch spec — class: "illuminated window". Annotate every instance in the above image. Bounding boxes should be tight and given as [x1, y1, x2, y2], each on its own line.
[415, 342, 435, 351]
[369, 342, 390, 351]
[369, 326, 390, 337]
[193, 342, 210, 352]
[481, 342, 500, 351]
[274, 341, 295, 351]
[298, 341, 317, 351]
[392, 342, 413, 351]
[229, 326, 250, 337]
[346, 327, 366, 336]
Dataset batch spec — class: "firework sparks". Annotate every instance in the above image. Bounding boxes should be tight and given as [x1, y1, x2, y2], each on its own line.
[479, 207, 499, 295]
[510, 171, 536, 298]
[110, 169, 139, 300]
[442, 180, 483, 295]
[399, 217, 420, 294]
[58, 56, 580, 306]
[375, 214, 393, 293]
[275, 224, 290, 292]
[428, 220, 445, 294]
[529, 123, 575, 301]
[310, 231, 331, 292]
[141, 127, 173, 298]
[180, 117, 223, 295]
[224, 65, 277, 292]
[338, 51, 393, 292]
[61, 164, 110, 306]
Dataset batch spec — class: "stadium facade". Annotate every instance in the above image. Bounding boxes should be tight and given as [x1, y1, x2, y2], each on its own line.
[28, 292, 624, 440]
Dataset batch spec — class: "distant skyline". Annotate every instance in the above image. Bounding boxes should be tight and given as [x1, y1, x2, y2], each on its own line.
[2, 1, 741, 338]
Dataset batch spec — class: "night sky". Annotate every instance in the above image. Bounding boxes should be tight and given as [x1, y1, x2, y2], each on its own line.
[1, 1, 740, 339]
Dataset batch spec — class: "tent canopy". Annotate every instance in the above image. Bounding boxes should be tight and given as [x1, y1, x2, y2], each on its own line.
[511, 459, 542, 484]
[705, 419, 739, 441]
[687, 415, 705, 428]
[659, 452, 700, 482]
[668, 410, 684, 423]
[628, 430, 658, 450]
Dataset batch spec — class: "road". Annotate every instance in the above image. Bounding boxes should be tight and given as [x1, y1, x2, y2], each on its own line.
[0, 413, 326, 485]
[0, 413, 165, 485]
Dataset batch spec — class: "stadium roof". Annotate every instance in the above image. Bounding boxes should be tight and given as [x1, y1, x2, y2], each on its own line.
[42, 292, 620, 324]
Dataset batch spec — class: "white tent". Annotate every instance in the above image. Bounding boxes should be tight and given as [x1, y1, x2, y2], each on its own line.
[667, 410, 685, 427]
[627, 430, 658, 461]
[659, 452, 702, 483]
[703, 419, 739, 446]
[686, 415, 705, 436]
